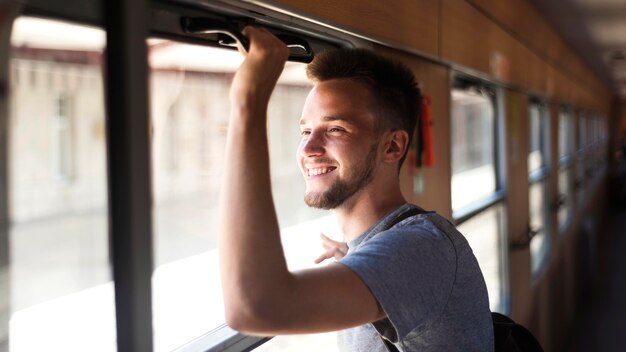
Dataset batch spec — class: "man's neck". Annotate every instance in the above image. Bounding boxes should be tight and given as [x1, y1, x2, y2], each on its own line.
[333, 190, 407, 242]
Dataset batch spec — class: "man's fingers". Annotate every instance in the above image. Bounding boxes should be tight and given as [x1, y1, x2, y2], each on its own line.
[314, 249, 333, 264]
[320, 233, 348, 253]
[241, 26, 288, 59]
[320, 233, 342, 245]
[314, 247, 345, 264]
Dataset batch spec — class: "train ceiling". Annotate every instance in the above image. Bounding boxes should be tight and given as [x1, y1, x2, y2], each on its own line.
[529, 0, 626, 99]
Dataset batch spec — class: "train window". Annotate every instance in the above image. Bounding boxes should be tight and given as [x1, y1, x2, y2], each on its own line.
[557, 107, 573, 231]
[8, 16, 114, 350]
[450, 81, 507, 313]
[528, 102, 550, 278]
[450, 88, 497, 211]
[528, 103, 549, 176]
[529, 181, 550, 276]
[558, 108, 573, 160]
[456, 204, 507, 312]
[148, 39, 343, 351]
[576, 114, 587, 207]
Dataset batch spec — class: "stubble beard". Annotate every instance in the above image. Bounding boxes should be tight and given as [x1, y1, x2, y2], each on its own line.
[303, 142, 379, 210]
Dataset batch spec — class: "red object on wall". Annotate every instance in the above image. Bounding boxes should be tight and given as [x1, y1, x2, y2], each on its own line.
[421, 96, 435, 167]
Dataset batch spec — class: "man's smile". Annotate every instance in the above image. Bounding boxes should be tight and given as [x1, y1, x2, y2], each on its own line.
[306, 166, 337, 177]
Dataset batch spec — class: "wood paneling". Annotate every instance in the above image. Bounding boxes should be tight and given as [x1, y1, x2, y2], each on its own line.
[258, 0, 440, 56]
[375, 45, 453, 220]
[441, 0, 539, 91]
[467, 0, 611, 111]
[441, 0, 496, 75]
[260, 0, 612, 112]
[504, 89, 532, 323]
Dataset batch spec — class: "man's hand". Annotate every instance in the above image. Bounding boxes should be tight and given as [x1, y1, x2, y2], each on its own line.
[229, 26, 289, 115]
[314, 233, 348, 264]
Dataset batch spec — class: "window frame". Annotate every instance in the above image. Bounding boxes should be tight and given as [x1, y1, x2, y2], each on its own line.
[450, 75, 509, 314]
[450, 78, 505, 221]
[528, 100, 550, 183]
[527, 99, 551, 281]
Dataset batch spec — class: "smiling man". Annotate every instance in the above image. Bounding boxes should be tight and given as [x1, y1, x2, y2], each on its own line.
[218, 27, 494, 351]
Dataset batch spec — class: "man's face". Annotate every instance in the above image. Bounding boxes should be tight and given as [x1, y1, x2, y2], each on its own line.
[298, 79, 381, 210]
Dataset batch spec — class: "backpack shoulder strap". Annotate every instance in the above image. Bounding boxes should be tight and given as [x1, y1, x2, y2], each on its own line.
[382, 206, 429, 232]
[376, 205, 429, 352]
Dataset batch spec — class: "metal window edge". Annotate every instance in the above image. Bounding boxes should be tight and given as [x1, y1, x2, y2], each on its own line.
[528, 167, 549, 183]
[174, 325, 269, 352]
[452, 190, 506, 225]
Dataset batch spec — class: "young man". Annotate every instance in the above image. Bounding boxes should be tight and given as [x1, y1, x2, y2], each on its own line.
[218, 26, 494, 351]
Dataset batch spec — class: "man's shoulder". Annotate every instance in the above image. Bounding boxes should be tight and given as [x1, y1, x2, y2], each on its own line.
[383, 209, 459, 242]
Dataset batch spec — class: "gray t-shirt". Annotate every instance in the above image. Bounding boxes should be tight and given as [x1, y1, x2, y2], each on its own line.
[338, 204, 493, 351]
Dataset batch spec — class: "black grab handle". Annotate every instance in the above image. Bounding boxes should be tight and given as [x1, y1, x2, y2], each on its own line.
[181, 17, 315, 63]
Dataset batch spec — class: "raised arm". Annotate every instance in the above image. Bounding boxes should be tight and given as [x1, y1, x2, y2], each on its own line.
[218, 27, 383, 336]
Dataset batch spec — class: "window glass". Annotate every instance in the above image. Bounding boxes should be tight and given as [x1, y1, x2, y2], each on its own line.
[528, 104, 548, 173]
[528, 104, 543, 173]
[557, 169, 572, 230]
[528, 102, 549, 277]
[451, 89, 497, 211]
[148, 40, 341, 351]
[557, 108, 573, 231]
[456, 204, 506, 312]
[9, 17, 114, 351]
[529, 182, 549, 275]
[558, 108, 572, 160]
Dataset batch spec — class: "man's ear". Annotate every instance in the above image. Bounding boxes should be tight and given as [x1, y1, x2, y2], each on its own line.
[382, 130, 410, 163]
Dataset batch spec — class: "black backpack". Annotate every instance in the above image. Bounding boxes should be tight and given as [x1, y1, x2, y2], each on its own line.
[381, 312, 544, 351]
[492, 312, 544, 352]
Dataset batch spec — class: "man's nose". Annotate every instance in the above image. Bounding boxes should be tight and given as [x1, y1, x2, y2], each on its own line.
[300, 131, 325, 157]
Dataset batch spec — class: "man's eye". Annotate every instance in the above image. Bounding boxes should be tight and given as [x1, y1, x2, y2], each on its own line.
[328, 128, 344, 133]
[301, 130, 311, 136]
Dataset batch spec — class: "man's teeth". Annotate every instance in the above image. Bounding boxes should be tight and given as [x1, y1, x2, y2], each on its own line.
[308, 167, 334, 176]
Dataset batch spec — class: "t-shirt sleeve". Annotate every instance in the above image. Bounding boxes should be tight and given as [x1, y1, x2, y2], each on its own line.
[339, 222, 456, 340]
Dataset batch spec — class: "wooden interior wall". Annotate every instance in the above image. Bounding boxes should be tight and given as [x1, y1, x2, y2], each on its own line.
[466, 0, 610, 108]
[261, 0, 611, 113]
[374, 45, 453, 221]
[254, 0, 439, 55]
[504, 89, 532, 324]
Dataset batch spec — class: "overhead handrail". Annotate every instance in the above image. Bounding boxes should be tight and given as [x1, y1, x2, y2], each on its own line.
[181, 17, 315, 63]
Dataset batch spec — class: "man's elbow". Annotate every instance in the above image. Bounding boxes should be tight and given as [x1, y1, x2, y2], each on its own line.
[224, 298, 287, 335]
[224, 307, 257, 335]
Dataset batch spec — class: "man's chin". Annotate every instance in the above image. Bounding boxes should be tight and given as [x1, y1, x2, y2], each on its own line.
[304, 192, 341, 210]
